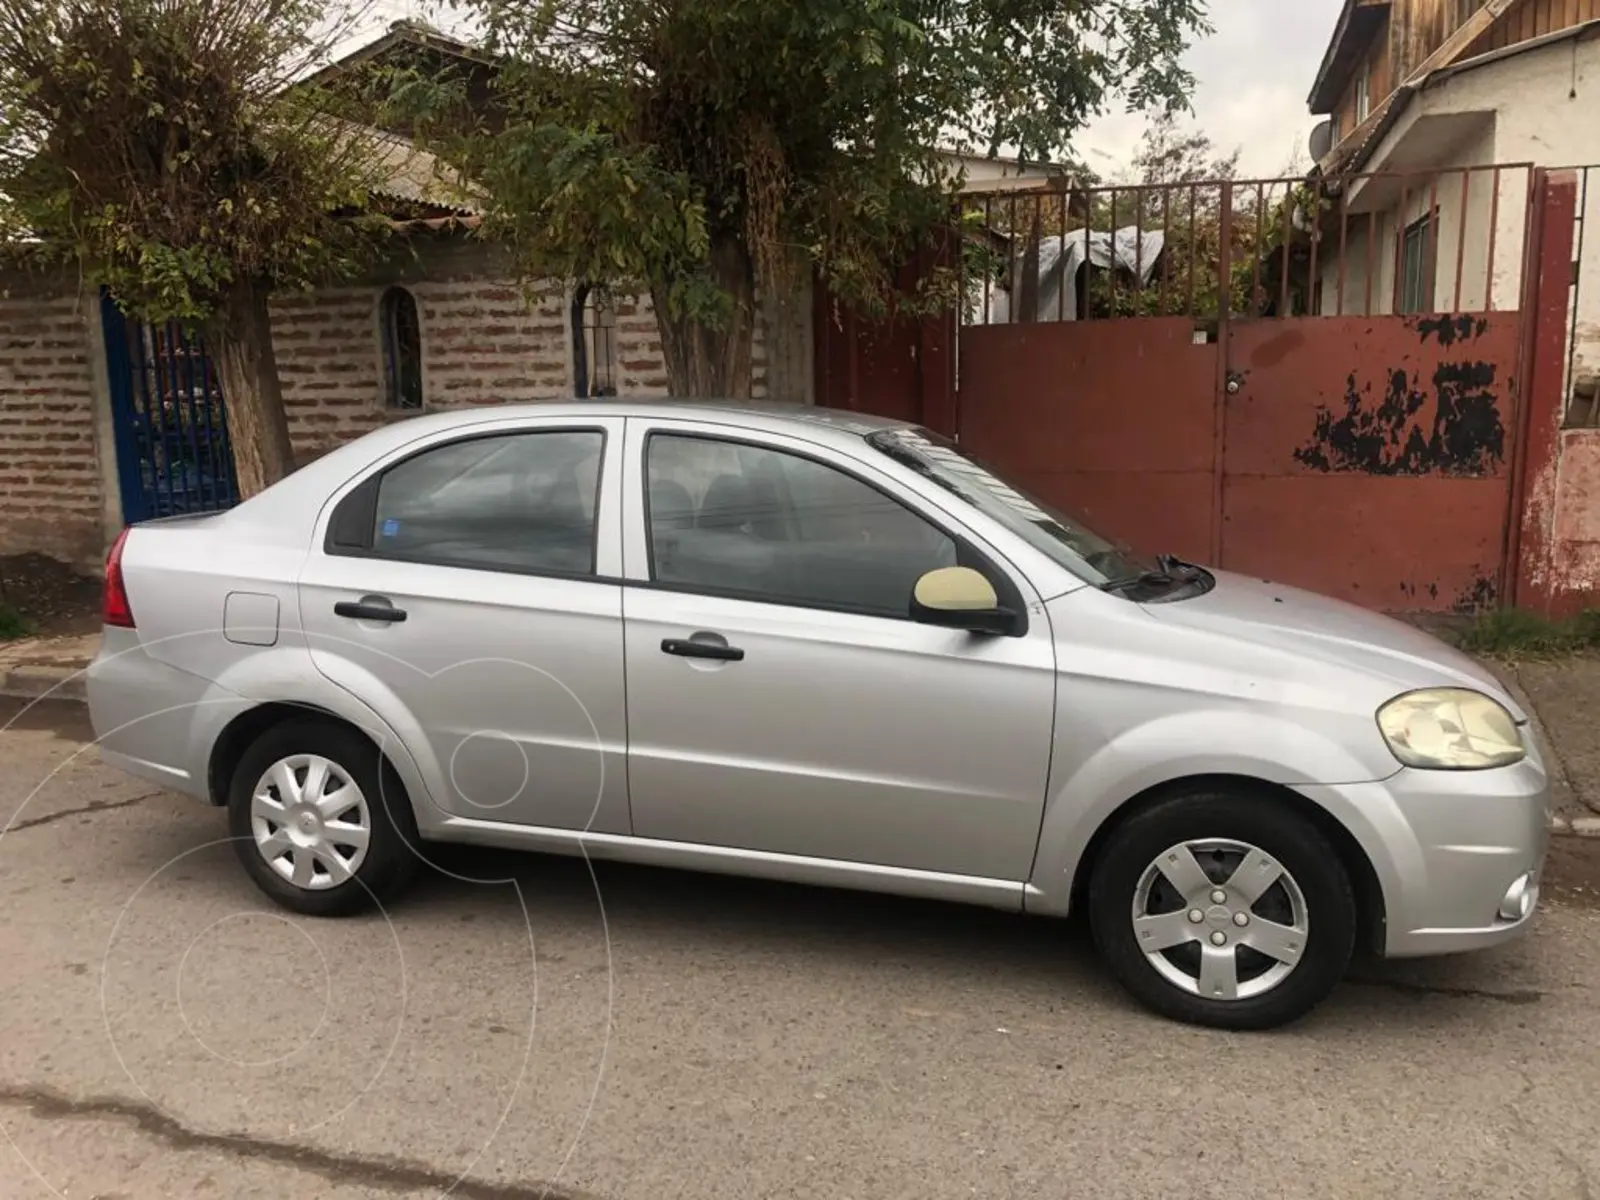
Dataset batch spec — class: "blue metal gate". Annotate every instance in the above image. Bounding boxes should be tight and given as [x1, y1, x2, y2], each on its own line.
[102, 292, 239, 523]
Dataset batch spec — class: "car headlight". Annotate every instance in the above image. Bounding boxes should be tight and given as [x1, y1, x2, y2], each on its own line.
[1376, 688, 1525, 770]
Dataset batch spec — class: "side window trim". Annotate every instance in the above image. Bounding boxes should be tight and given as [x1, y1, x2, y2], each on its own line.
[323, 424, 612, 582]
[636, 428, 1029, 633]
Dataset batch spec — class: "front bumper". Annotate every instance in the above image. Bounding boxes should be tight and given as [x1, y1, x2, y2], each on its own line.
[1298, 754, 1550, 958]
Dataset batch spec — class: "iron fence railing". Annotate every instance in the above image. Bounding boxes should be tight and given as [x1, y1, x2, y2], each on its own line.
[960, 164, 1538, 329]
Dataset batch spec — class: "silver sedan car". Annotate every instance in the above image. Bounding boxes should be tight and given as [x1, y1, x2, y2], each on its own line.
[88, 401, 1548, 1029]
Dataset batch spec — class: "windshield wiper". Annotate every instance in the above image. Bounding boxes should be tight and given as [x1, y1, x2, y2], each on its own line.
[1098, 568, 1177, 594]
[1099, 554, 1209, 596]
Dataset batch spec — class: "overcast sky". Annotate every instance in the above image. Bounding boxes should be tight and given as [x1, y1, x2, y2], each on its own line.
[349, 0, 1348, 182]
[1076, 0, 1347, 180]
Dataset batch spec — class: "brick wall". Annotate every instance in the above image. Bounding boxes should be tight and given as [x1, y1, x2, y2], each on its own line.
[0, 285, 105, 566]
[0, 234, 799, 566]
[274, 237, 777, 462]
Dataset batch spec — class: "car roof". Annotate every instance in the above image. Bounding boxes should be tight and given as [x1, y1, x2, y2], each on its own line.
[222, 399, 916, 542]
[408, 398, 911, 436]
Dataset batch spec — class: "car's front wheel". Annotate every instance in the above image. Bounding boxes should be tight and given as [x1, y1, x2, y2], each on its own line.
[227, 719, 421, 916]
[1088, 789, 1357, 1030]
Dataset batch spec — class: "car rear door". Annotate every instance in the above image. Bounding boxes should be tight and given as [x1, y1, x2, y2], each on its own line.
[298, 414, 630, 834]
[618, 416, 1057, 883]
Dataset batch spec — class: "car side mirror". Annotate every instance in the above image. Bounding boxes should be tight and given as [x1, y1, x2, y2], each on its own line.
[909, 566, 1016, 635]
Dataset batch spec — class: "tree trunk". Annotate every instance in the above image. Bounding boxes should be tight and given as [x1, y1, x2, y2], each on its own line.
[652, 231, 756, 398]
[210, 277, 295, 498]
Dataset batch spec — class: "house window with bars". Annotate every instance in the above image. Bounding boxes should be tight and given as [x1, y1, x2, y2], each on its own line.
[572, 284, 618, 398]
[379, 286, 424, 410]
[1399, 213, 1437, 314]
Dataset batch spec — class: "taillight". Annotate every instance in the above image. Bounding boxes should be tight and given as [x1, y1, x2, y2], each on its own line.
[104, 527, 135, 628]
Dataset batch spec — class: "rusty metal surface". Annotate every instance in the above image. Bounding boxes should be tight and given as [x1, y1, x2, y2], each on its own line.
[960, 320, 1216, 471]
[1004, 467, 1215, 565]
[812, 243, 958, 433]
[813, 303, 923, 424]
[1225, 315, 1521, 478]
[957, 311, 1528, 612]
[1222, 476, 1507, 611]
[1220, 314, 1521, 610]
[958, 319, 1218, 558]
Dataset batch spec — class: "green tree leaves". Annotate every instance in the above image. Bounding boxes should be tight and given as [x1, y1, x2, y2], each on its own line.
[391, 0, 1207, 393]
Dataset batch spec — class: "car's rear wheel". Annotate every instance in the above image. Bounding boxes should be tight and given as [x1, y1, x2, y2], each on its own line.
[227, 719, 420, 916]
[1088, 789, 1356, 1030]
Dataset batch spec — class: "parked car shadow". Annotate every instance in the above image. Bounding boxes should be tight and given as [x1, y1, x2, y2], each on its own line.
[412, 840, 1098, 978]
[402, 842, 1550, 1030]
[91, 805, 1556, 1036]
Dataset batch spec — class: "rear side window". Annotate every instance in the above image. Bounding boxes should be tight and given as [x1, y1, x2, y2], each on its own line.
[355, 429, 604, 576]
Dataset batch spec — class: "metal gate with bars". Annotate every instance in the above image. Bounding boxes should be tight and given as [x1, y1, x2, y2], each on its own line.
[817, 163, 1584, 614]
[101, 292, 239, 523]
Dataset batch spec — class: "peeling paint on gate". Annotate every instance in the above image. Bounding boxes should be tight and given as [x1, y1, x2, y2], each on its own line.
[1223, 314, 1522, 613]
[1291, 315, 1507, 476]
[1292, 360, 1504, 476]
[1414, 314, 1489, 347]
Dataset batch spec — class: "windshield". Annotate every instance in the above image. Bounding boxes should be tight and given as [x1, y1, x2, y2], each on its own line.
[866, 427, 1155, 586]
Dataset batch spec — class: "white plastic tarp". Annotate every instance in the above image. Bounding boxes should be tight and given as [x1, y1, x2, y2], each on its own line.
[984, 226, 1166, 324]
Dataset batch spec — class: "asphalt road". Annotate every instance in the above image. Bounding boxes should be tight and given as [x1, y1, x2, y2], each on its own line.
[4, 695, 1600, 1200]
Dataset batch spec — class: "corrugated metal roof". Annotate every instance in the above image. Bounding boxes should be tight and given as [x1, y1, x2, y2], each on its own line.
[365, 131, 480, 215]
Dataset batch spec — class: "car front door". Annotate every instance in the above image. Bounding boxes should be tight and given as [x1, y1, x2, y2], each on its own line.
[619, 417, 1057, 882]
[298, 415, 630, 834]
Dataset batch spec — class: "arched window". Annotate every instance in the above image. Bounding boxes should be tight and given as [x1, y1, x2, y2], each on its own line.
[380, 286, 423, 410]
[571, 283, 617, 398]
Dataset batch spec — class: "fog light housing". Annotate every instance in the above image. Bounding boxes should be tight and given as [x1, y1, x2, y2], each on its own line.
[1498, 873, 1537, 922]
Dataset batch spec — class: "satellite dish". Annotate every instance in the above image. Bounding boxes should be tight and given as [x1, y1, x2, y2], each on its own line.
[1309, 119, 1335, 164]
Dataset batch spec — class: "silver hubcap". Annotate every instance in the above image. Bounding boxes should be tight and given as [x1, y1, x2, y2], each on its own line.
[1131, 839, 1309, 1001]
[250, 754, 371, 890]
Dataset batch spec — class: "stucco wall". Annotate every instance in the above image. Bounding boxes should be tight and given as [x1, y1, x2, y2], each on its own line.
[1545, 428, 1600, 605]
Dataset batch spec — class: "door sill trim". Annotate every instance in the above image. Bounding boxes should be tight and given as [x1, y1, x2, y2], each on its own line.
[431, 816, 1032, 911]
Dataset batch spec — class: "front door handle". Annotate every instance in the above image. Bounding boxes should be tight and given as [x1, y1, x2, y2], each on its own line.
[335, 599, 407, 623]
[661, 636, 744, 662]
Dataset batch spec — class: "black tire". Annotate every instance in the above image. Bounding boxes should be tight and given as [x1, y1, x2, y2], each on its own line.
[1088, 790, 1357, 1030]
[227, 718, 421, 916]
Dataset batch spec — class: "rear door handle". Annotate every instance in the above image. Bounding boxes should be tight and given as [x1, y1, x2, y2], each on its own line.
[661, 636, 744, 662]
[335, 599, 407, 623]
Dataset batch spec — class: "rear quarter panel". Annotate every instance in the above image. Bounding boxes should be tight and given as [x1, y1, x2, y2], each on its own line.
[105, 511, 438, 816]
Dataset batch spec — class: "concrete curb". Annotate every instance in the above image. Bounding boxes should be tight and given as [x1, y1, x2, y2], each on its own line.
[1551, 814, 1600, 837]
[0, 666, 87, 704]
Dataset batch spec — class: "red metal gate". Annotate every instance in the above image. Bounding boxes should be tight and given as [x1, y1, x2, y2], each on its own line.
[1221, 314, 1523, 609]
[822, 165, 1583, 613]
[959, 317, 1218, 565]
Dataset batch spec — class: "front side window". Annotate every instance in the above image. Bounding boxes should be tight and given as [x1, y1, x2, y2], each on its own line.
[370, 429, 603, 576]
[646, 434, 957, 615]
